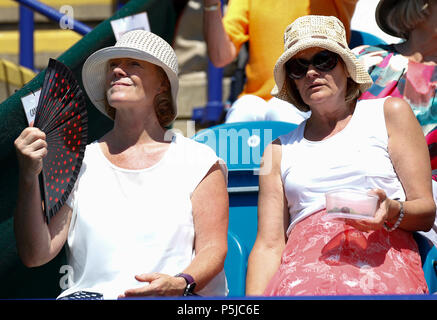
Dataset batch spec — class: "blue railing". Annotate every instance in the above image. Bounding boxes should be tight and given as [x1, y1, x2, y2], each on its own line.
[204, 59, 224, 122]
[19, 4, 34, 70]
[192, 0, 225, 126]
[14, 0, 93, 70]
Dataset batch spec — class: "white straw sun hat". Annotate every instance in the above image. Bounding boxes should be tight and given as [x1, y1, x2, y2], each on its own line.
[82, 30, 179, 121]
[271, 15, 372, 107]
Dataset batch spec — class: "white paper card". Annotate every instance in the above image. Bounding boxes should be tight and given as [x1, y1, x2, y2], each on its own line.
[110, 12, 151, 41]
[21, 89, 41, 125]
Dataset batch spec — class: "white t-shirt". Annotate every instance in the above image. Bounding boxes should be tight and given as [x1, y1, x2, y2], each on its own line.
[279, 98, 406, 235]
[58, 132, 228, 299]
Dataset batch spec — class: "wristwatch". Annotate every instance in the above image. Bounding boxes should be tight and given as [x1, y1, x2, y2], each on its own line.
[175, 273, 197, 296]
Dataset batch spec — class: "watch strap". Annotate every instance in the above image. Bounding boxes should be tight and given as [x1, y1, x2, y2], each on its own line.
[175, 273, 197, 296]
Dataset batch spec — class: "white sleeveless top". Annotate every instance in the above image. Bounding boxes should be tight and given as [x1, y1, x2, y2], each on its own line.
[58, 132, 228, 299]
[279, 98, 405, 236]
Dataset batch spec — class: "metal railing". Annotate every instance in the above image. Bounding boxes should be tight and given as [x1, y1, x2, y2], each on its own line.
[15, 0, 93, 70]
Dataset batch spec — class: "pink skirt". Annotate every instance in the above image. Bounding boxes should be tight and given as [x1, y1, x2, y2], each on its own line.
[264, 210, 428, 296]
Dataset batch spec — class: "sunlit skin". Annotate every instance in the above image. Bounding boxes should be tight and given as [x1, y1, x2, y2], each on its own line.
[394, 0, 437, 64]
[290, 47, 354, 142]
[292, 47, 349, 114]
[105, 58, 166, 113]
[424, 0, 437, 33]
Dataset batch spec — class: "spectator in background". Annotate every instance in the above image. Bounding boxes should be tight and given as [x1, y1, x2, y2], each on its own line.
[202, 0, 358, 124]
[352, 0, 437, 136]
[350, 0, 401, 45]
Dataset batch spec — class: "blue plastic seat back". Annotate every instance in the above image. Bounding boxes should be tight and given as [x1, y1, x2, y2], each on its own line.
[349, 30, 387, 49]
[193, 121, 298, 171]
[423, 246, 437, 294]
[193, 121, 298, 296]
[414, 232, 437, 294]
[225, 231, 248, 296]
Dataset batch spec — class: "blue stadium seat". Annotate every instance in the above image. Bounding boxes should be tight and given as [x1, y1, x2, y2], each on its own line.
[349, 29, 387, 49]
[423, 246, 437, 294]
[414, 232, 437, 294]
[225, 231, 248, 296]
[192, 121, 298, 172]
[193, 121, 298, 296]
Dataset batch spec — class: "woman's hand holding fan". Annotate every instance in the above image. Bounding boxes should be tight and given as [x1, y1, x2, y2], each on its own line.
[32, 58, 88, 223]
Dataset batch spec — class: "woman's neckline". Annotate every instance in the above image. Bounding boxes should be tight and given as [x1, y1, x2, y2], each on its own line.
[301, 103, 358, 144]
[95, 132, 177, 172]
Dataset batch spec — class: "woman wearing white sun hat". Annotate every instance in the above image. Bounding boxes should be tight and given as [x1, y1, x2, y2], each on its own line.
[14, 30, 229, 299]
[246, 15, 435, 296]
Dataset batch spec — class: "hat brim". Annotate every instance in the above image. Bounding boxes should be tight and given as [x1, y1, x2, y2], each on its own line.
[271, 37, 372, 104]
[82, 46, 178, 121]
[375, 0, 400, 38]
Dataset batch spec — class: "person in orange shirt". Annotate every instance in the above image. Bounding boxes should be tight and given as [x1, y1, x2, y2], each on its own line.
[202, 0, 358, 123]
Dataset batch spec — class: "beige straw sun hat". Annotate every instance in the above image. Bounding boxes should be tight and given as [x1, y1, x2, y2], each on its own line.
[271, 15, 372, 107]
[82, 30, 179, 121]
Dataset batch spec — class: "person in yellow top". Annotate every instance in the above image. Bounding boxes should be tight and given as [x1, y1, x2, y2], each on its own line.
[203, 0, 358, 123]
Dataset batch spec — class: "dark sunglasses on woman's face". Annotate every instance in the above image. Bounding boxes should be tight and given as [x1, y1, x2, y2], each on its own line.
[286, 50, 339, 80]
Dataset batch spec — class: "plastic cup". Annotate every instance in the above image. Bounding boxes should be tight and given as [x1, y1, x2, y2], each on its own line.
[324, 189, 378, 221]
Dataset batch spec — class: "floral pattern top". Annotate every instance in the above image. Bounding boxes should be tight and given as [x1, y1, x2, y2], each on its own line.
[353, 44, 437, 135]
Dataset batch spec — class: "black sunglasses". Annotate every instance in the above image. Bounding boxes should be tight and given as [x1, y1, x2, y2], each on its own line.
[285, 50, 339, 80]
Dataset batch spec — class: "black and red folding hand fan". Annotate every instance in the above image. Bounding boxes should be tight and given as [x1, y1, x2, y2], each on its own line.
[33, 58, 88, 223]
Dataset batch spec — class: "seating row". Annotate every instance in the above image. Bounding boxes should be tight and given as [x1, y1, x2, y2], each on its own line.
[0, 0, 114, 22]
[0, 30, 83, 71]
[0, 59, 35, 103]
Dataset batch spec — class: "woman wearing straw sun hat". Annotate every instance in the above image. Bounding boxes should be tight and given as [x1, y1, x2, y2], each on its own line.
[245, 15, 435, 296]
[352, 0, 437, 136]
[14, 30, 229, 299]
